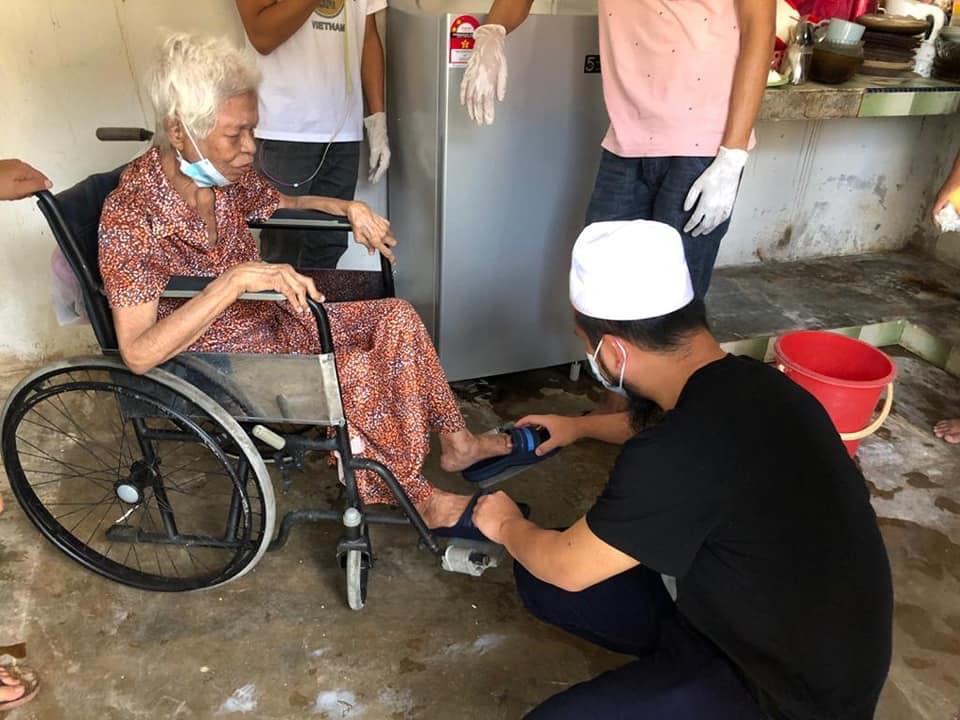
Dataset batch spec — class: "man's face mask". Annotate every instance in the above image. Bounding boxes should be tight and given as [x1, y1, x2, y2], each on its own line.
[177, 122, 231, 188]
[586, 337, 628, 397]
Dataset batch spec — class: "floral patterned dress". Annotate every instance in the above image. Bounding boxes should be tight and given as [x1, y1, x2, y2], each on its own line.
[98, 147, 465, 505]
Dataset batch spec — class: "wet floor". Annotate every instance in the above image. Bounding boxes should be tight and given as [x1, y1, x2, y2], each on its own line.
[1, 250, 959, 719]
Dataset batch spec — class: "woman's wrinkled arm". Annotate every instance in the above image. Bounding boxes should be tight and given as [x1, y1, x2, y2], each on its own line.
[278, 194, 397, 263]
[113, 263, 323, 374]
[112, 272, 245, 374]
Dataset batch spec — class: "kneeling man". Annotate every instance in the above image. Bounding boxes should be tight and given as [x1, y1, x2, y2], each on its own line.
[474, 220, 893, 720]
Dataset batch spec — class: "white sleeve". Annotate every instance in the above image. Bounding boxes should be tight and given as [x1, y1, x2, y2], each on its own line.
[366, 0, 387, 15]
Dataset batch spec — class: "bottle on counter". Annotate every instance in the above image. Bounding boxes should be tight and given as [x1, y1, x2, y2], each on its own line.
[787, 19, 815, 84]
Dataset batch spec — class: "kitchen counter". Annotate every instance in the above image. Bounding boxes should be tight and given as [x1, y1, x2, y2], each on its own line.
[761, 76, 960, 120]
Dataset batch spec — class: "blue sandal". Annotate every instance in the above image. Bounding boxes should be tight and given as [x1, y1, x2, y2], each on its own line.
[431, 492, 531, 543]
[462, 426, 559, 487]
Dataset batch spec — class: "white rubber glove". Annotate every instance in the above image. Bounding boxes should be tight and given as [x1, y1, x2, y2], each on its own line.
[459, 24, 508, 126]
[363, 112, 391, 184]
[683, 147, 749, 237]
[935, 203, 960, 232]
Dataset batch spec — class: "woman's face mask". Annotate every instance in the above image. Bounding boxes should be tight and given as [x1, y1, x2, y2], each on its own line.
[586, 337, 628, 397]
[177, 123, 231, 188]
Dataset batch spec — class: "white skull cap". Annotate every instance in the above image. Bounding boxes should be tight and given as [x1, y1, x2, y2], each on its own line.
[570, 220, 695, 320]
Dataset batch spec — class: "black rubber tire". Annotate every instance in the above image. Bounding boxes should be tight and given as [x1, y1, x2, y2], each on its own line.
[1, 358, 275, 591]
[345, 549, 369, 611]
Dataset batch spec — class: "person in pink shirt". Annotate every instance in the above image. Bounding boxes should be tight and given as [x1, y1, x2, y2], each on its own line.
[461, 0, 774, 301]
[463, 0, 773, 418]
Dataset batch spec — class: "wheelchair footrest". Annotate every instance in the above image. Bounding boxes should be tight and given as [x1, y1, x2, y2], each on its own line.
[441, 538, 506, 577]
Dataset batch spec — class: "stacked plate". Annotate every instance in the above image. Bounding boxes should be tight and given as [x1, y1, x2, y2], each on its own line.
[856, 13, 930, 77]
[934, 25, 960, 81]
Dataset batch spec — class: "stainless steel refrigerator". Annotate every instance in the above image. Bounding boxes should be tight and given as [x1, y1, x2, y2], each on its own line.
[387, 3, 606, 381]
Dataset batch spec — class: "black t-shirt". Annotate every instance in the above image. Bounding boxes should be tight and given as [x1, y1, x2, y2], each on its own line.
[587, 355, 893, 720]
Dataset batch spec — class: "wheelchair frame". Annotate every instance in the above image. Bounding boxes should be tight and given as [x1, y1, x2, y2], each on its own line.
[0, 156, 482, 610]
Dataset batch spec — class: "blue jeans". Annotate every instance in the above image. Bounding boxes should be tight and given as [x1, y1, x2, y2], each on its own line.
[585, 149, 734, 299]
[515, 563, 767, 720]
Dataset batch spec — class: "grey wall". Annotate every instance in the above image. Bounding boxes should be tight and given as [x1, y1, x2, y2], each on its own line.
[719, 114, 960, 267]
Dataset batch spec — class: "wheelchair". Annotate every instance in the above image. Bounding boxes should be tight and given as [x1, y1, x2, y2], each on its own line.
[0, 129, 503, 610]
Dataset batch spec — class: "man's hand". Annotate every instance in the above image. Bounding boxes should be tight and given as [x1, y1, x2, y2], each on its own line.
[516, 415, 581, 455]
[363, 113, 391, 184]
[683, 147, 748, 237]
[346, 202, 397, 263]
[224, 262, 324, 313]
[473, 491, 525, 545]
[460, 24, 508, 126]
[0, 159, 52, 201]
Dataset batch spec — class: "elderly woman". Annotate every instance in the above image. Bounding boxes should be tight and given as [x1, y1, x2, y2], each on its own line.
[98, 33, 509, 529]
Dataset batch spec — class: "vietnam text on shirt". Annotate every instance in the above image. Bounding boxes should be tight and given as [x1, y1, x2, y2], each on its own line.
[251, 0, 388, 144]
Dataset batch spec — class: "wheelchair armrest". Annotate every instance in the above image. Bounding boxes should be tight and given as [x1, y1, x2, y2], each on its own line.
[161, 276, 335, 354]
[162, 276, 285, 302]
[248, 208, 351, 232]
[247, 209, 395, 298]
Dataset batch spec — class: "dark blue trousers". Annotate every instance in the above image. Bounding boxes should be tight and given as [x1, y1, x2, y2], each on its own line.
[515, 563, 768, 719]
[585, 149, 734, 300]
[255, 139, 360, 269]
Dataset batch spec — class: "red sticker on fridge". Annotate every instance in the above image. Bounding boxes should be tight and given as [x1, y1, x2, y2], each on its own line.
[449, 15, 480, 67]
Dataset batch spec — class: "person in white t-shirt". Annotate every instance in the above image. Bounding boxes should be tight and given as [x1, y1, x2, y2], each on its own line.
[237, 0, 390, 268]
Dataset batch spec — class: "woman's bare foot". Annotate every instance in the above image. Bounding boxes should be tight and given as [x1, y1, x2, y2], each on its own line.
[416, 489, 471, 529]
[439, 429, 511, 473]
[0, 667, 27, 705]
[0, 665, 39, 710]
[934, 419, 960, 444]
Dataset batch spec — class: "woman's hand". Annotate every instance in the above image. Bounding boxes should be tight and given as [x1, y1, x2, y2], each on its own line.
[346, 201, 397, 264]
[223, 262, 324, 314]
[515, 414, 582, 455]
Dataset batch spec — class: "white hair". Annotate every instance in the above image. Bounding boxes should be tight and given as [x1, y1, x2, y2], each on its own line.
[148, 32, 260, 147]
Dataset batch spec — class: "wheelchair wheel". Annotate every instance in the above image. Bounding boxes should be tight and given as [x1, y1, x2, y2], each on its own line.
[1, 358, 275, 592]
[345, 549, 369, 611]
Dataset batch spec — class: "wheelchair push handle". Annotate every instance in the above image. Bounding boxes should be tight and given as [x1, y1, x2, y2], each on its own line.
[306, 297, 336, 355]
[96, 127, 154, 142]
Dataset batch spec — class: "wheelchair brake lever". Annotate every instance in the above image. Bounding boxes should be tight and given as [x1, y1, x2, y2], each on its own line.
[276, 438, 310, 494]
[253, 425, 305, 493]
[275, 452, 299, 494]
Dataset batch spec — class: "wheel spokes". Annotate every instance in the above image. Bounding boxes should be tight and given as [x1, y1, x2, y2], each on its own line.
[7, 373, 267, 589]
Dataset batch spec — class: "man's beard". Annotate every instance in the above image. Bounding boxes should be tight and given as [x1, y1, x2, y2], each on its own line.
[626, 390, 663, 433]
[597, 354, 663, 433]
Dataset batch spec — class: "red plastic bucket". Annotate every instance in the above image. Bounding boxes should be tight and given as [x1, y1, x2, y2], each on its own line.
[774, 331, 896, 456]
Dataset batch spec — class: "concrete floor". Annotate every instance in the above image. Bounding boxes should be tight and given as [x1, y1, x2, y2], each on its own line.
[710, 250, 960, 346]
[1, 250, 959, 719]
